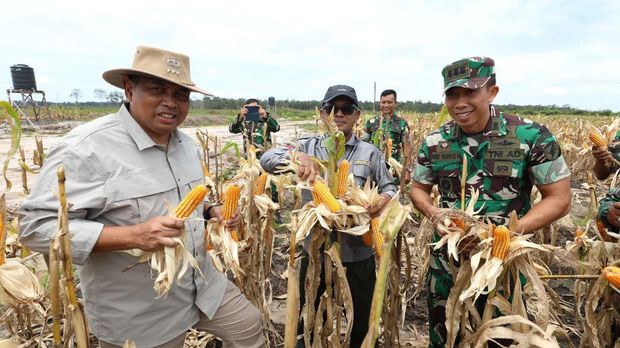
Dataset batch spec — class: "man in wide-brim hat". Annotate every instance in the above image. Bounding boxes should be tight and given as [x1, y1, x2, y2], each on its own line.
[19, 46, 265, 347]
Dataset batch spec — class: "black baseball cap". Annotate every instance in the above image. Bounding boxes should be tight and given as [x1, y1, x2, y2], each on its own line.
[322, 85, 358, 106]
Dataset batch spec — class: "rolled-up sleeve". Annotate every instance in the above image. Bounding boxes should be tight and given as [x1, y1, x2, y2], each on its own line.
[18, 142, 106, 265]
[373, 157, 398, 197]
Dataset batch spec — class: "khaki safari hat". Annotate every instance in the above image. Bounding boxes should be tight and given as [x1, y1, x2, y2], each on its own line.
[442, 56, 495, 92]
[103, 45, 212, 95]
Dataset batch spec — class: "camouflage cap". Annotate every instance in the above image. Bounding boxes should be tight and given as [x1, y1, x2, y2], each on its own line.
[442, 57, 495, 92]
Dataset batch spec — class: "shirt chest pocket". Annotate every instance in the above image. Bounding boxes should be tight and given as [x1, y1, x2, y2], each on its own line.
[481, 147, 527, 200]
[104, 166, 204, 223]
[431, 160, 461, 197]
[352, 161, 372, 187]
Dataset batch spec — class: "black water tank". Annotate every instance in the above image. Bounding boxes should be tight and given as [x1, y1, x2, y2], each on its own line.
[268, 96, 275, 107]
[10, 64, 37, 91]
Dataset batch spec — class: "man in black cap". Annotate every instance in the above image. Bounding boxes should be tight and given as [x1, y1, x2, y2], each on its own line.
[260, 84, 398, 347]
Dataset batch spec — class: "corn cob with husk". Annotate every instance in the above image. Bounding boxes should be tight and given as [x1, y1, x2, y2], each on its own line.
[143, 184, 207, 297]
[602, 266, 620, 291]
[222, 184, 241, 241]
[254, 172, 268, 196]
[362, 195, 410, 347]
[312, 180, 341, 212]
[588, 127, 607, 147]
[175, 185, 209, 219]
[491, 225, 510, 260]
[385, 137, 393, 161]
[0, 195, 45, 319]
[336, 160, 349, 197]
[361, 217, 383, 257]
[0, 195, 43, 308]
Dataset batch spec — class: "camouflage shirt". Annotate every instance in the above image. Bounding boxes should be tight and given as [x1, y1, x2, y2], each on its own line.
[598, 187, 620, 233]
[363, 114, 409, 162]
[612, 131, 620, 163]
[229, 114, 280, 154]
[413, 106, 570, 224]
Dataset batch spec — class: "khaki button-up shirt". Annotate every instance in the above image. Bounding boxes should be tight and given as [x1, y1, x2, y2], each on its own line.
[19, 104, 228, 346]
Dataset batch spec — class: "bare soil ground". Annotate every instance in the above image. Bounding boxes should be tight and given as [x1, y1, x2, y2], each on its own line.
[0, 117, 597, 347]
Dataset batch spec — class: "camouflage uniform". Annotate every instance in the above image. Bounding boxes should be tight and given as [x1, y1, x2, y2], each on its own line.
[598, 187, 620, 233]
[229, 114, 280, 157]
[596, 188, 620, 343]
[363, 114, 410, 163]
[413, 106, 571, 347]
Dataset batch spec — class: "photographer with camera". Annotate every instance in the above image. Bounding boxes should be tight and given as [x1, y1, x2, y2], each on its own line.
[229, 98, 280, 157]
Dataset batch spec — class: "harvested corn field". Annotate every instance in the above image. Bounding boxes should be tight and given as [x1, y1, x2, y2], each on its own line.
[1, 107, 619, 347]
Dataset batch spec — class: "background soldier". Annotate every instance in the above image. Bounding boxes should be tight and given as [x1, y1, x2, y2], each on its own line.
[592, 131, 620, 180]
[229, 98, 280, 157]
[363, 89, 412, 184]
[409, 57, 571, 347]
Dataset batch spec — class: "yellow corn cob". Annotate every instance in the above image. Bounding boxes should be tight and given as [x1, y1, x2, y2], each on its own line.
[312, 190, 322, 205]
[312, 181, 340, 212]
[491, 225, 510, 260]
[361, 217, 377, 247]
[602, 266, 620, 288]
[386, 138, 393, 158]
[254, 173, 268, 195]
[575, 228, 585, 238]
[589, 130, 607, 147]
[222, 185, 241, 220]
[451, 217, 466, 231]
[371, 218, 384, 257]
[337, 160, 350, 196]
[223, 185, 241, 242]
[174, 185, 209, 218]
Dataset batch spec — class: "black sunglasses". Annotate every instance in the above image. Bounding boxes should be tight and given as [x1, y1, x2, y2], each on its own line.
[322, 103, 357, 116]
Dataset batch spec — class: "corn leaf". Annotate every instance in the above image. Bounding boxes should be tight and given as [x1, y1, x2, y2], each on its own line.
[0, 102, 22, 191]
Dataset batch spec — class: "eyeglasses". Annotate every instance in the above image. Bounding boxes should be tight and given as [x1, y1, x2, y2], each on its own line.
[322, 103, 357, 116]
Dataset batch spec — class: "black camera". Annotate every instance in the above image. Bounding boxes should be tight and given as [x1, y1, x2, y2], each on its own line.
[245, 106, 261, 122]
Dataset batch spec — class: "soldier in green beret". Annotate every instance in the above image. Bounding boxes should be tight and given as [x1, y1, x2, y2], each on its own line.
[363, 89, 412, 184]
[409, 57, 572, 347]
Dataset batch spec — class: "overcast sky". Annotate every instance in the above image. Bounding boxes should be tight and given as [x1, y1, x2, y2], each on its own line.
[2, 0, 619, 111]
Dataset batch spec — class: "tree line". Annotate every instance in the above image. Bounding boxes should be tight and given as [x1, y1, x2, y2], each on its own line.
[56, 89, 618, 116]
[199, 97, 617, 116]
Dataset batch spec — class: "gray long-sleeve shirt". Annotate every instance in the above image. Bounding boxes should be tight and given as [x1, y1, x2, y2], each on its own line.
[260, 134, 398, 262]
[18, 104, 228, 346]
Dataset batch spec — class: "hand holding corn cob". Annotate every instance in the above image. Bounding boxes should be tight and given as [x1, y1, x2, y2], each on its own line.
[366, 193, 391, 217]
[132, 216, 185, 251]
[294, 152, 320, 183]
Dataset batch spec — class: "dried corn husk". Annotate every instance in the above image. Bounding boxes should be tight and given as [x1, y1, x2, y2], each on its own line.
[0, 259, 43, 307]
